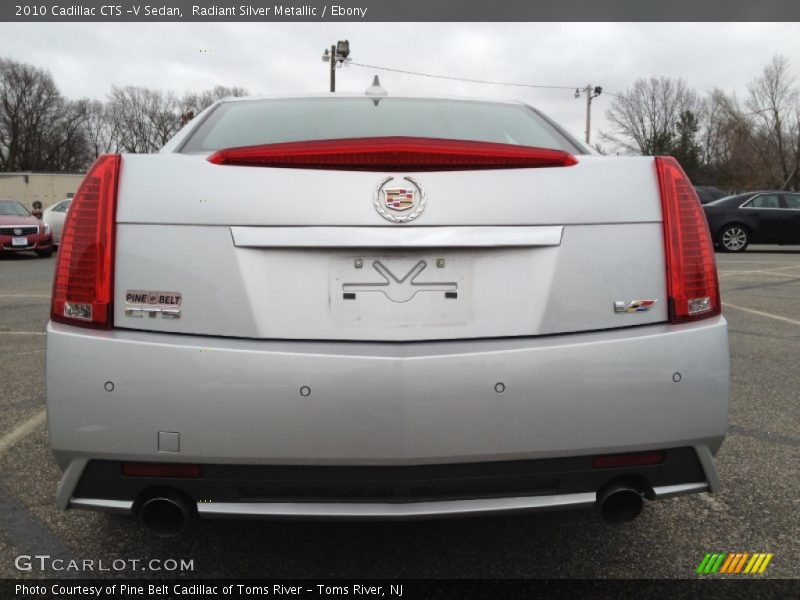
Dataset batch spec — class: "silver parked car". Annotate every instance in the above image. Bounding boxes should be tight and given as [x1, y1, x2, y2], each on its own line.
[42, 198, 72, 246]
[46, 93, 729, 536]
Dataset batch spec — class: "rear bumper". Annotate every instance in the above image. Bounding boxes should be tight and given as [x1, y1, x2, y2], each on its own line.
[67, 448, 711, 520]
[71, 484, 709, 520]
[46, 317, 729, 515]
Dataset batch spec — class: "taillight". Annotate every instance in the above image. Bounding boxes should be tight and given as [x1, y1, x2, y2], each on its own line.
[207, 137, 578, 171]
[655, 156, 721, 324]
[51, 154, 120, 329]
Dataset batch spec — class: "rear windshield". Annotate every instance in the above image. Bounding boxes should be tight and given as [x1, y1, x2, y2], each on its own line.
[180, 98, 582, 153]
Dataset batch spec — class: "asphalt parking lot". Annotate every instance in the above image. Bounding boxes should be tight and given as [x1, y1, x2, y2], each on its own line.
[0, 248, 798, 580]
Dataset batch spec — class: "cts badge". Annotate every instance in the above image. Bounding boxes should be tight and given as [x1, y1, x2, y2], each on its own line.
[374, 177, 426, 223]
[614, 299, 658, 313]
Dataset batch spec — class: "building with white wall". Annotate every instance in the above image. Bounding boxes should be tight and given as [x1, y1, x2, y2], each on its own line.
[0, 172, 85, 210]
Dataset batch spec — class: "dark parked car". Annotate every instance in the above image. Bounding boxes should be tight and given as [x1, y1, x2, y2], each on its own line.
[694, 186, 727, 204]
[703, 191, 800, 252]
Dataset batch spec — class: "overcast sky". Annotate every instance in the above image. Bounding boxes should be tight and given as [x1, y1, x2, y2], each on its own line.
[1, 22, 798, 144]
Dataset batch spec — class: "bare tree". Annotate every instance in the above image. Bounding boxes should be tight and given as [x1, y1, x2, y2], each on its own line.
[43, 100, 94, 171]
[745, 55, 799, 188]
[699, 57, 800, 190]
[180, 85, 247, 116]
[698, 89, 762, 188]
[698, 91, 729, 169]
[106, 86, 181, 154]
[0, 57, 83, 171]
[179, 85, 247, 126]
[602, 77, 702, 156]
[105, 84, 248, 153]
[0, 55, 254, 170]
[81, 98, 116, 158]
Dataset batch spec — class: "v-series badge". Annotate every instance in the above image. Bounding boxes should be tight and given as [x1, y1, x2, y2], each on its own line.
[125, 290, 182, 319]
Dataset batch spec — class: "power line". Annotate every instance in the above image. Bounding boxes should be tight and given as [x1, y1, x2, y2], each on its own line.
[346, 59, 626, 144]
[348, 61, 581, 91]
[349, 60, 624, 97]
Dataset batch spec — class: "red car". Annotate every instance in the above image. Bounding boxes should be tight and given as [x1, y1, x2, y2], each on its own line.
[0, 199, 53, 257]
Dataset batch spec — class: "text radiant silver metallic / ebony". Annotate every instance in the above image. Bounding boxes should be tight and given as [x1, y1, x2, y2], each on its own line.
[46, 93, 729, 536]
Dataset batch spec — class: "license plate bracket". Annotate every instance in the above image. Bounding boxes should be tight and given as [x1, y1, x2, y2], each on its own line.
[329, 253, 473, 327]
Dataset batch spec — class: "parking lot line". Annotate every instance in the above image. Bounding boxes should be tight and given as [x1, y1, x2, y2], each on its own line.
[716, 259, 800, 264]
[717, 264, 800, 275]
[1, 349, 46, 357]
[722, 301, 800, 327]
[719, 270, 800, 279]
[0, 409, 46, 457]
[0, 294, 51, 298]
[0, 332, 45, 336]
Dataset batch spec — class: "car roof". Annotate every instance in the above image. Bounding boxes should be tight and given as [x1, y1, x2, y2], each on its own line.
[218, 93, 528, 107]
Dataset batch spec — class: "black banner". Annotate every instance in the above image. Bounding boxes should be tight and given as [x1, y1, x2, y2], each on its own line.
[3, 0, 800, 22]
[2, 579, 799, 600]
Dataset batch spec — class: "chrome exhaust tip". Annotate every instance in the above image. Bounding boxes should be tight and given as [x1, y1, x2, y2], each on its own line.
[597, 482, 645, 524]
[138, 491, 193, 537]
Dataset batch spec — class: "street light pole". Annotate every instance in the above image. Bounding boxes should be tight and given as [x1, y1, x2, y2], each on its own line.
[584, 84, 592, 144]
[576, 85, 603, 145]
[329, 44, 336, 92]
[321, 40, 351, 92]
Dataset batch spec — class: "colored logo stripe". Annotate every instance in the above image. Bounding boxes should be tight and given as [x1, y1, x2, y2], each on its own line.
[721, 553, 747, 573]
[744, 553, 773, 574]
[719, 553, 736, 573]
[697, 553, 726, 574]
[697, 552, 773, 574]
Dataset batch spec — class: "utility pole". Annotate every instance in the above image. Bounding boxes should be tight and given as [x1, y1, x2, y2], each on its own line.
[576, 85, 603, 145]
[328, 44, 336, 92]
[584, 84, 592, 144]
[321, 40, 351, 92]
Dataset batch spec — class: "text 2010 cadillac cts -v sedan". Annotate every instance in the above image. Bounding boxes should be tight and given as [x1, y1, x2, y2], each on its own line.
[46, 93, 729, 536]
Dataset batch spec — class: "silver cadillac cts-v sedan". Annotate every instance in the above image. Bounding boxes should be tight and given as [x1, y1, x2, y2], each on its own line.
[46, 93, 729, 536]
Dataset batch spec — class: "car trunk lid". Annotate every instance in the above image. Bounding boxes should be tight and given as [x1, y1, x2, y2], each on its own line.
[112, 153, 669, 341]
